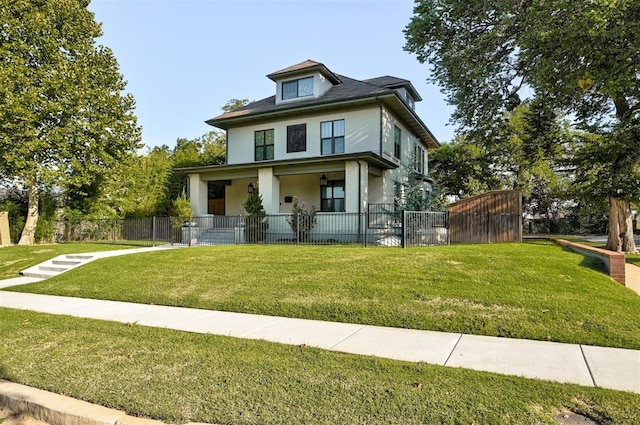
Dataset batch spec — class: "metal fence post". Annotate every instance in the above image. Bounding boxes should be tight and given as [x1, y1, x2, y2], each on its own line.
[152, 216, 156, 247]
[363, 212, 367, 247]
[401, 210, 407, 249]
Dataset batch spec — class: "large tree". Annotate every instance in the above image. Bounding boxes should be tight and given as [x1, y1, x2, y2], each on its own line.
[405, 0, 640, 252]
[0, 0, 141, 244]
[431, 102, 573, 219]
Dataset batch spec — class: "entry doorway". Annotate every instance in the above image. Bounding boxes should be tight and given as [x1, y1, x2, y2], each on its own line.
[207, 182, 225, 215]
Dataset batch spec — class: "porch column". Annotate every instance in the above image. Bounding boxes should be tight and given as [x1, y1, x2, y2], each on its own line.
[258, 167, 280, 214]
[345, 160, 369, 213]
[188, 173, 208, 216]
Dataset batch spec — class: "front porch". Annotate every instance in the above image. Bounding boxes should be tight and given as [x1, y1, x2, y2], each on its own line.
[182, 153, 399, 217]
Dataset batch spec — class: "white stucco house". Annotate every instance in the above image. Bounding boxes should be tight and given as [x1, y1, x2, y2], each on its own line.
[178, 60, 439, 224]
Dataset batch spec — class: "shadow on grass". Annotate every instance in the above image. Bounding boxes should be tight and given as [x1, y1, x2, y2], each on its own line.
[0, 363, 13, 382]
[579, 255, 608, 274]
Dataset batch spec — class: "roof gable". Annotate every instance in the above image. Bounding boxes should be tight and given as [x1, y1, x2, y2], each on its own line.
[267, 59, 341, 85]
[363, 76, 423, 101]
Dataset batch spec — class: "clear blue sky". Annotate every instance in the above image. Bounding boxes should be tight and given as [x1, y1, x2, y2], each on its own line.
[89, 0, 456, 150]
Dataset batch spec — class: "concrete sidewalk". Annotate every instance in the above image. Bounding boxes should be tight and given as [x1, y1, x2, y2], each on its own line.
[0, 290, 638, 394]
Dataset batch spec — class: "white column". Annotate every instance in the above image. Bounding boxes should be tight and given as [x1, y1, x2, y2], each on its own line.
[345, 160, 368, 213]
[188, 174, 208, 216]
[258, 167, 280, 214]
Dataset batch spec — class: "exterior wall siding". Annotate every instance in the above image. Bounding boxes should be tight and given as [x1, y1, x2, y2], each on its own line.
[379, 106, 431, 205]
[227, 108, 380, 165]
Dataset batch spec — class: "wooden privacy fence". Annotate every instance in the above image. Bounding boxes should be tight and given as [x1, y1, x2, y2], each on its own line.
[447, 191, 523, 243]
[448, 212, 522, 243]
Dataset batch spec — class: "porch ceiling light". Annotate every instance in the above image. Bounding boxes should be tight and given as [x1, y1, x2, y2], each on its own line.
[320, 174, 328, 186]
[248, 182, 255, 194]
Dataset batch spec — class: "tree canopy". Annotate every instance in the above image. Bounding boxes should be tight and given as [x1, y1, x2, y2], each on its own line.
[405, 0, 640, 251]
[0, 0, 141, 244]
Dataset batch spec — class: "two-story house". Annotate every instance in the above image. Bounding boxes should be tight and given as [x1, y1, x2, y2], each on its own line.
[178, 60, 439, 225]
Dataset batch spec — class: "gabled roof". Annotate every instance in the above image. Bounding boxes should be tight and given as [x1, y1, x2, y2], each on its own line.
[363, 76, 423, 101]
[267, 59, 342, 84]
[206, 62, 440, 148]
[209, 74, 388, 121]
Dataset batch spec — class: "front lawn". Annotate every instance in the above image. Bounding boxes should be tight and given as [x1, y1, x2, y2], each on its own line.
[7, 241, 640, 349]
[2, 308, 638, 424]
[625, 253, 640, 267]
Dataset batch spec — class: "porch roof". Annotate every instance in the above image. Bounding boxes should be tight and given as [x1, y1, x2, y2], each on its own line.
[174, 151, 397, 175]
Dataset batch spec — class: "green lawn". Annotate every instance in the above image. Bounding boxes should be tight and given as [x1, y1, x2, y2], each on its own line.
[0, 243, 138, 280]
[626, 253, 640, 267]
[6, 241, 640, 349]
[2, 308, 639, 424]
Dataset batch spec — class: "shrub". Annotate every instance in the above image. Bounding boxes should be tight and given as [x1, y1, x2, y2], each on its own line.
[243, 191, 268, 243]
[287, 197, 317, 242]
[172, 190, 193, 224]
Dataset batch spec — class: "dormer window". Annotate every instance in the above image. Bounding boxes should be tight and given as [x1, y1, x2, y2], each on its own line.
[282, 77, 314, 100]
[406, 93, 415, 109]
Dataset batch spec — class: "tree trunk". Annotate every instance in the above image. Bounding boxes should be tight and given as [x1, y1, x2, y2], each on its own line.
[606, 196, 636, 252]
[18, 184, 39, 246]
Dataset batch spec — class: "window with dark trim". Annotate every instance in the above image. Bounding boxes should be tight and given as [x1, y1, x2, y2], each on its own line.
[254, 129, 274, 161]
[394, 126, 401, 159]
[321, 180, 345, 212]
[287, 123, 306, 153]
[321, 119, 345, 155]
[413, 143, 426, 175]
[282, 77, 314, 100]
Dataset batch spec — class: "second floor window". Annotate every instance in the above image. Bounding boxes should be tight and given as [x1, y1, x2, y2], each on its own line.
[394, 126, 401, 159]
[255, 129, 274, 161]
[413, 143, 426, 175]
[321, 180, 345, 212]
[282, 77, 314, 100]
[321, 119, 345, 155]
[287, 123, 306, 153]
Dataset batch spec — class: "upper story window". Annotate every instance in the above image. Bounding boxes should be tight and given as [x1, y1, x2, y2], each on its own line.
[413, 143, 426, 175]
[255, 129, 274, 161]
[321, 180, 345, 212]
[321, 119, 345, 155]
[282, 77, 314, 100]
[287, 123, 306, 153]
[406, 93, 415, 109]
[393, 126, 401, 159]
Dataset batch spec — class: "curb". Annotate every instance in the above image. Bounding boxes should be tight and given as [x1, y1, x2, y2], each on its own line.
[0, 380, 209, 425]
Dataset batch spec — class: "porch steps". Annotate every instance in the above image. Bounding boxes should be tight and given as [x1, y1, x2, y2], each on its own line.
[21, 254, 97, 279]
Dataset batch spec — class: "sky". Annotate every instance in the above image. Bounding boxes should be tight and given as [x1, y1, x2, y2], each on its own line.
[88, 0, 457, 150]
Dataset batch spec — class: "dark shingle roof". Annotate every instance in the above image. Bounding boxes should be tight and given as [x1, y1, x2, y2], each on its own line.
[206, 62, 440, 147]
[267, 59, 341, 84]
[207, 74, 390, 122]
[363, 76, 422, 101]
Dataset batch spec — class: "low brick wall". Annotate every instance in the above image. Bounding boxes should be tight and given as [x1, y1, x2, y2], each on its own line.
[554, 238, 625, 285]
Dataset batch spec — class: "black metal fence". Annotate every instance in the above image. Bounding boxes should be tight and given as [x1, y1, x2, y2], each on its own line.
[51, 208, 522, 248]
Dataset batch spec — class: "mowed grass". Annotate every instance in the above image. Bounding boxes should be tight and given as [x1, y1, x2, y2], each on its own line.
[0, 243, 138, 280]
[625, 253, 640, 267]
[7, 241, 640, 349]
[2, 308, 639, 424]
